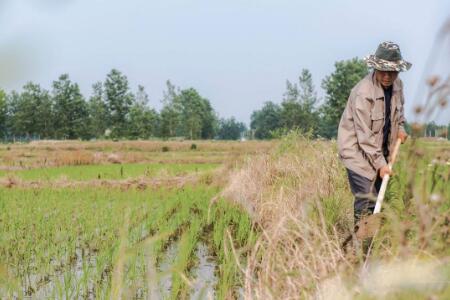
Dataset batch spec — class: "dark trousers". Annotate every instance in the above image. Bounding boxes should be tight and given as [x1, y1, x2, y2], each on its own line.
[346, 168, 382, 224]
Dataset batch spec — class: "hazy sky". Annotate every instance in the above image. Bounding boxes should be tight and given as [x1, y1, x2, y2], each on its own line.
[0, 0, 449, 125]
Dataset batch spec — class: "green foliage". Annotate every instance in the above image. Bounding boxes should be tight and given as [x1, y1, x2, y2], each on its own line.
[179, 88, 205, 139]
[159, 105, 180, 138]
[425, 121, 438, 137]
[104, 69, 135, 138]
[448, 123, 450, 140]
[8, 82, 53, 139]
[52, 74, 90, 139]
[421, 121, 449, 138]
[280, 69, 320, 135]
[159, 80, 181, 138]
[250, 69, 321, 139]
[217, 117, 246, 140]
[178, 88, 217, 139]
[250, 101, 282, 139]
[0, 72, 230, 142]
[0, 59, 371, 143]
[404, 121, 412, 135]
[128, 85, 159, 139]
[248, 60, 368, 140]
[159, 82, 217, 140]
[87, 82, 109, 138]
[319, 57, 368, 138]
[406, 120, 449, 139]
[0, 89, 6, 137]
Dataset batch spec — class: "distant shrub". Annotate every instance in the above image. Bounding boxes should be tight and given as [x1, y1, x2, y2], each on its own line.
[190, 143, 197, 150]
[162, 146, 170, 152]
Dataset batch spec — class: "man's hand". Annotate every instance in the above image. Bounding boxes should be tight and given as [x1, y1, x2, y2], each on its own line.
[379, 165, 392, 178]
[398, 130, 408, 144]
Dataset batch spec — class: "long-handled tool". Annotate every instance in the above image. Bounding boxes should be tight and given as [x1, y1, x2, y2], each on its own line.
[342, 138, 402, 249]
[355, 137, 402, 240]
[373, 138, 402, 214]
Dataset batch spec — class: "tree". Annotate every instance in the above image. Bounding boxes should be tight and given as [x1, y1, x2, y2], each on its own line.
[280, 69, 319, 135]
[10, 83, 53, 139]
[199, 100, 218, 139]
[52, 74, 89, 139]
[177, 88, 217, 140]
[250, 101, 282, 139]
[159, 80, 181, 138]
[319, 58, 368, 138]
[425, 121, 437, 137]
[88, 82, 109, 138]
[403, 121, 412, 135]
[159, 83, 217, 140]
[217, 117, 247, 140]
[128, 85, 159, 139]
[5, 91, 21, 138]
[0, 89, 7, 138]
[104, 69, 134, 138]
[298, 69, 317, 112]
[447, 123, 450, 140]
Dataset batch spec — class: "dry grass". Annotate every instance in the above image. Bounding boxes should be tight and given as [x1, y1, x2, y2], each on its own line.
[220, 133, 354, 298]
[14, 139, 273, 153]
[221, 134, 351, 228]
[0, 174, 209, 190]
[0, 140, 274, 168]
[219, 132, 450, 299]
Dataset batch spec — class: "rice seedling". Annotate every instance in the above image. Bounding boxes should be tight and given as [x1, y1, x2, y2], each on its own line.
[0, 180, 257, 298]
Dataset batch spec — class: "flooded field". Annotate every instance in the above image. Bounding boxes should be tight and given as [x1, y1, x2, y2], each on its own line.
[0, 140, 266, 299]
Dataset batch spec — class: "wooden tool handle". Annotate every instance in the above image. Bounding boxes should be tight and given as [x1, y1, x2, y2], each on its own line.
[389, 138, 402, 168]
[373, 138, 402, 214]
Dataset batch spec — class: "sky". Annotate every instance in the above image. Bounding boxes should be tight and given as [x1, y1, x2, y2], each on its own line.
[0, 0, 449, 125]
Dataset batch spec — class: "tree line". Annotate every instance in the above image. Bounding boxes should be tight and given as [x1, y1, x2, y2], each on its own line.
[250, 58, 450, 140]
[250, 58, 368, 139]
[1, 59, 448, 142]
[0, 70, 246, 141]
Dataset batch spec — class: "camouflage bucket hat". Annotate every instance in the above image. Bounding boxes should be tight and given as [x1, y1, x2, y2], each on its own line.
[364, 41, 412, 72]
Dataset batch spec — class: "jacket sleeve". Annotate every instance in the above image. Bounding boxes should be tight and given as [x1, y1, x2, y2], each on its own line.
[351, 93, 387, 170]
[398, 90, 406, 134]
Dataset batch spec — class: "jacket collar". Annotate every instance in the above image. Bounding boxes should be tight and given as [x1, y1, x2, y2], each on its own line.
[370, 71, 402, 100]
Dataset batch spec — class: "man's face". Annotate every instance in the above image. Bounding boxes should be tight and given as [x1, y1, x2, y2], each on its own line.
[375, 70, 399, 88]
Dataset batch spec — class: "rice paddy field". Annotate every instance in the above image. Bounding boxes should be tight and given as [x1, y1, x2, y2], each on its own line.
[0, 140, 270, 299]
[0, 137, 449, 299]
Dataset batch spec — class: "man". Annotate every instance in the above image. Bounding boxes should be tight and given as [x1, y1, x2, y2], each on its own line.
[337, 41, 411, 225]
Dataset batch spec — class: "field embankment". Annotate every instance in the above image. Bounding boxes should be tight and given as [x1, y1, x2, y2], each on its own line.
[219, 133, 450, 299]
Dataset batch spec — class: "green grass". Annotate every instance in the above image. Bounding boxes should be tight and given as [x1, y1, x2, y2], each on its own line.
[0, 162, 218, 181]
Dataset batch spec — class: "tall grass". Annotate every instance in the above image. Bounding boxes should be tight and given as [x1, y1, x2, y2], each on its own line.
[219, 132, 449, 299]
